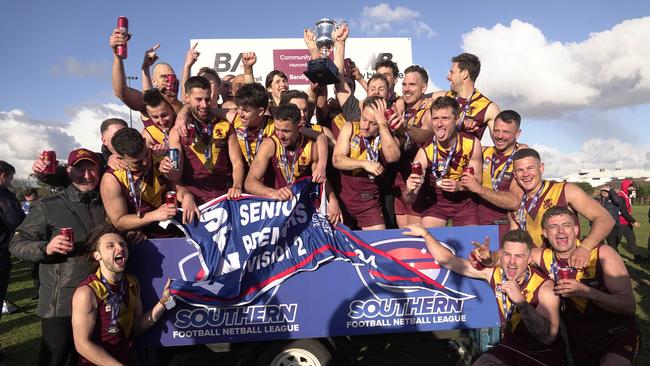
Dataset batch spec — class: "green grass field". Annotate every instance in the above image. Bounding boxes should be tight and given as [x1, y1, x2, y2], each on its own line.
[1, 206, 649, 365]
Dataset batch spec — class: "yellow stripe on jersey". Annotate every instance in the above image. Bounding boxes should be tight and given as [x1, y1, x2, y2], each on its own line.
[86, 268, 138, 338]
[187, 119, 231, 172]
[144, 125, 168, 147]
[540, 244, 596, 313]
[492, 267, 547, 332]
[445, 89, 491, 120]
[111, 164, 167, 208]
[423, 132, 474, 180]
[233, 115, 275, 164]
[271, 135, 314, 183]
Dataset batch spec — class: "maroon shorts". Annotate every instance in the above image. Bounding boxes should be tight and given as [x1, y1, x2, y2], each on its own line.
[413, 186, 479, 226]
[571, 323, 641, 365]
[339, 191, 385, 228]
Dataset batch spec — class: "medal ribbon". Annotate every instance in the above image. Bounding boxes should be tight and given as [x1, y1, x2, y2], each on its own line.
[363, 135, 381, 162]
[455, 89, 475, 131]
[490, 144, 518, 191]
[517, 181, 546, 231]
[243, 125, 266, 165]
[99, 274, 126, 333]
[280, 136, 302, 185]
[432, 136, 457, 179]
[125, 168, 143, 216]
[500, 266, 530, 322]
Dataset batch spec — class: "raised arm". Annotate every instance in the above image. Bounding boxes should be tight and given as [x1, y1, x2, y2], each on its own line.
[402, 224, 491, 281]
[180, 43, 199, 97]
[109, 28, 145, 111]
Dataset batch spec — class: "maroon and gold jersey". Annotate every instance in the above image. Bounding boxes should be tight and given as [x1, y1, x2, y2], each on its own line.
[538, 245, 639, 361]
[478, 145, 518, 224]
[182, 117, 234, 205]
[421, 131, 475, 182]
[264, 135, 314, 189]
[233, 115, 275, 166]
[77, 269, 139, 365]
[489, 266, 564, 357]
[509, 181, 568, 248]
[109, 164, 168, 215]
[339, 122, 384, 209]
[328, 113, 347, 140]
[445, 89, 493, 139]
[144, 124, 169, 147]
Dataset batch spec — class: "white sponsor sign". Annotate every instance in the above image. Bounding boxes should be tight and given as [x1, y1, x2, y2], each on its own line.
[189, 37, 412, 99]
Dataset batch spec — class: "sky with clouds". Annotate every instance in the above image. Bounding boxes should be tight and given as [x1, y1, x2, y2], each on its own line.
[1, 0, 649, 178]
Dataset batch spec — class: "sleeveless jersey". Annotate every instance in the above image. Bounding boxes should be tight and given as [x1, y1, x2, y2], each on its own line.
[183, 117, 234, 205]
[339, 122, 384, 204]
[509, 181, 569, 248]
[422, 131, 475, 182]
[77, 269, 139, 365]
[144, 124, 169, 147]
[479, 145, 518, 223]
[489, 266, 564, 356]
[329, 113, 347, 140]
[538, 245, 638, 352]
[445, 89, 493, 139]
[264, 135, 314, 188]
[233, 115, 275, 166]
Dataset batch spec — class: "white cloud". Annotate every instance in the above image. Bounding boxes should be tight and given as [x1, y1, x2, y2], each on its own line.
[50, 57, 109, 78]
[533, 138, 650, 177]
[461, 17, 650, 117]
[0, 104, 136, 178]
[353, 3, 437, 39]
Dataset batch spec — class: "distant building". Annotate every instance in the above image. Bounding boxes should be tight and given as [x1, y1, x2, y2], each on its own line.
[556, 168, 650, 188]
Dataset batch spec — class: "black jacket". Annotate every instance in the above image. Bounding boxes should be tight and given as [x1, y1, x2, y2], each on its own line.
[9, 185, 106, 318]
[0, 186, 25, 251]
[597, 189, 621, 226]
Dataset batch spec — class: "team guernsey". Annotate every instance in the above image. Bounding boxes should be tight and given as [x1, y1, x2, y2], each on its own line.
[182, 116, 234, 205]
[445, 89, 493, 139]
[538, 245, 640, 364]
[509, 181, 569, 248]
[144, 124, 169, 147]
[413, 131, 478, 225]
[264, 135, 314, 188]
[486, 266, 565, 365]
[479, 145, 519, 238]
[394, 99, 433, 217]
[109, 163, 170, 237]
[233, 114, 275, 166]
[77, 269, 139, 366]
[339, 122, 385, 228]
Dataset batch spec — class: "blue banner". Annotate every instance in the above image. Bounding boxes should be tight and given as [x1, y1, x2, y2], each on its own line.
[132, 178, 500, 346]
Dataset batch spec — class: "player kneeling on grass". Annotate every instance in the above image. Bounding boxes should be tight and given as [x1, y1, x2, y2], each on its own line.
[72, 224, 173, 366]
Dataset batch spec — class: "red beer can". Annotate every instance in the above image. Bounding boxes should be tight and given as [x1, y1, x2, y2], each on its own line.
[411, 161, 423, 176]
[557, 267, 577, 280]
[116, 16, 129, 59]
[470, 252, 485, 270]
[42, 150, 57, 175]
[166, 191, 177, 207]
[166, 74, 178, 94]
[60, 227, 74, 243]
[463, 166, 475, 175]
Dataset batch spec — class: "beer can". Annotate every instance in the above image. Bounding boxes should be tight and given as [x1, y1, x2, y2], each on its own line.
[116, 17, 129, 59]
[384, 107, 395, 121]
[167, 148, 180, 170]
[60, 227, 74, 243]
[165, 191, 177, 206]
[557, 267, 577, 280]
[463, 166, 475, 175]
[410, 161, 423, 176]
[185, 125, 196, 145]
[166, 74, 178, 94]
[43, 150, 57, 175]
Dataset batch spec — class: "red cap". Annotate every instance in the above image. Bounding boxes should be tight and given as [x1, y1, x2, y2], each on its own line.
[67, 148, 100, 167]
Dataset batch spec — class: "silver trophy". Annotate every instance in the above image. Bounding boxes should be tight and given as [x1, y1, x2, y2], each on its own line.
[304, 18, 345, 84]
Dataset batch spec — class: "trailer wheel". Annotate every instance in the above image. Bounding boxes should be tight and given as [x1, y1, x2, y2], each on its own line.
[256, 339, 333, 366]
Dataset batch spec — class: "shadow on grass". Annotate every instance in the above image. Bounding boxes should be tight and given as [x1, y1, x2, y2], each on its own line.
[5, 336, 40, 366]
